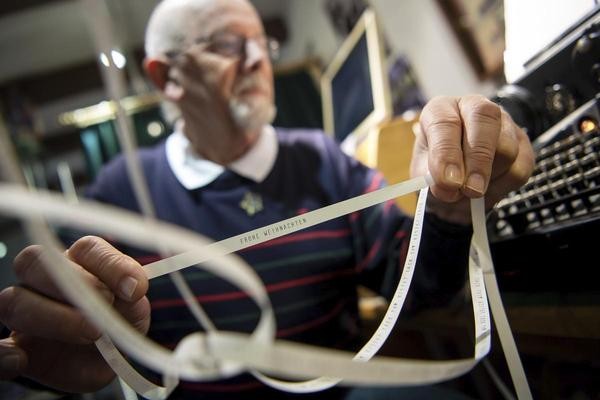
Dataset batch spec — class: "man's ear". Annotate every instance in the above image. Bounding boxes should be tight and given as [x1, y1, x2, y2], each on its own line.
[143, 57, 171, 91]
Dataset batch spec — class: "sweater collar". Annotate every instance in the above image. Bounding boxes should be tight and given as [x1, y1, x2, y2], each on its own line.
[165, 125, 278, 190]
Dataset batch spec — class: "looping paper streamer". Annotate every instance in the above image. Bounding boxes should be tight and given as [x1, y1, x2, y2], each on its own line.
[0, 178, 531, 399]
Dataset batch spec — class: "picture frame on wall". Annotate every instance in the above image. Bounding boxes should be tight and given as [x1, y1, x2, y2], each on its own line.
[437, 0, 506, 79]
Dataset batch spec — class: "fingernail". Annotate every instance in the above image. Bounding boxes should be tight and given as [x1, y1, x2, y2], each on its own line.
[445, 164, 463, 185]
[466, 173, 485, 195]
[1, 353, 23, 373]
[119, 276, 138, 300]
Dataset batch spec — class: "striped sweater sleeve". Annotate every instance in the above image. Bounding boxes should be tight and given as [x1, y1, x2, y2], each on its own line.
[320, 134, 470, 309]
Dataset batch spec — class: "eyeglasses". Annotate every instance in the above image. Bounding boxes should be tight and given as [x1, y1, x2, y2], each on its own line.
[167, 32, 279, 61]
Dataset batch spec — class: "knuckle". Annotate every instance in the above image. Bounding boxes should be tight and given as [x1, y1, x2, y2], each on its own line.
[13, 245, 44, 280]
[421, 97, 461, 130]
[69, 236, 103, 259]
[116, 296, 151, 334]
[105, 252, 133, 273]
[432, 138, 462, 153]
[93, 249, 139, 293]
[421, 101, 462, 132]
[427, 95, 454, 107]
[75, 313, 88, 332]
[468, 99, 501, 127]
[131, 298, 151, 333]
[430, 141, 463, 166]
[468, 146, 495, 166]
[94, 250, 119, 276]
[513, 159, 535, 187]
[74, 313, 98, 341]
[0, 287, 20, 327]
[497, 135, 519, 162]
[423, 116, 462, 136]
[514, 172, 529, 188]
[70, 236, 127, 275]
[89, 277, 115, 303]
[463, 94, 489, 104]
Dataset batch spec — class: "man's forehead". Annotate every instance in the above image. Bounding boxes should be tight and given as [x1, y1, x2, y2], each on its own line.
[190, 0, 263, 37]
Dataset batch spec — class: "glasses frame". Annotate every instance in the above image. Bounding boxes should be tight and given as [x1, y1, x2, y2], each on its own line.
[166, 32, 279, 61]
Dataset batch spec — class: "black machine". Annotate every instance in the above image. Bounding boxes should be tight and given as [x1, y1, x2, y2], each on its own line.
[489, 6, 600, 291]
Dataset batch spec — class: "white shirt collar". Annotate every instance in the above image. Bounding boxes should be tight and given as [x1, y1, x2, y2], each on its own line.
[165, 125, 278, 190]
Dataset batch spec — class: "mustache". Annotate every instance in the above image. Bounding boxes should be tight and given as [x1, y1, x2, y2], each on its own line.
[233, 75, 270, 95]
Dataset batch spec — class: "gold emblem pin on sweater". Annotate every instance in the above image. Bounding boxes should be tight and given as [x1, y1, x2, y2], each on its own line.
[240, 192, 263, 216]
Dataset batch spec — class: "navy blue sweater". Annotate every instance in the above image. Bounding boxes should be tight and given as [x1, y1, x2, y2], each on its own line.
[86, 128, 470, 399]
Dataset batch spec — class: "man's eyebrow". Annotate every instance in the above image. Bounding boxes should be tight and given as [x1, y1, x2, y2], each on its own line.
[211, 26, 242, 36]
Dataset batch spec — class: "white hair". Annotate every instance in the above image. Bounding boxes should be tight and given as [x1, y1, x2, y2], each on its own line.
[144, 0, 212, 58]
[145, 0, 256, 58]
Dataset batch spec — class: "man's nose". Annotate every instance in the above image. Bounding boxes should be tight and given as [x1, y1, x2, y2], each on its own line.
[243, 38, 267, 71]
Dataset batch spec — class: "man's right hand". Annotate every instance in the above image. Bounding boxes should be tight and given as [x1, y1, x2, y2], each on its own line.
[0, 236, 150, 392]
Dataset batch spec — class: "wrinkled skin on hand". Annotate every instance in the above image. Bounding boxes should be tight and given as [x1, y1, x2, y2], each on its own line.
[0, 237, 150, 392]
[410, 95, 535, 225]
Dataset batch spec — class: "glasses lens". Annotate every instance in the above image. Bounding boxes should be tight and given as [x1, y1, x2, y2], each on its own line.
[177, 33, 277, 60]
[209, 34, 245, 57]
[266, 37, 280, 61]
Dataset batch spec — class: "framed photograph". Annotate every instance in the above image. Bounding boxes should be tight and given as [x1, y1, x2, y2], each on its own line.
[437, 0, 506, 79]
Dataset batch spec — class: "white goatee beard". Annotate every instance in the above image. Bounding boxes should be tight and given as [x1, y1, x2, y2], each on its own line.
[229, 96, 277, 131]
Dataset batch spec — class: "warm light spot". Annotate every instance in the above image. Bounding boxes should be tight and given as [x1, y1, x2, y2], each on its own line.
[147, 121, 165, 138]
[580, 117, 598, 134]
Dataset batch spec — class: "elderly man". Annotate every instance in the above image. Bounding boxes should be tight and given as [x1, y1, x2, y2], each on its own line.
[0, 0, 533, 398]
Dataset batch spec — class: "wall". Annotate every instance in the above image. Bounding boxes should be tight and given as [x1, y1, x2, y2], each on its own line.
[371, 0, 497, 97]
[504, 0, 597, 83]
[0, 0, 161, 85]
[281, 0, 339, 67]
[280, 0, 497, 99]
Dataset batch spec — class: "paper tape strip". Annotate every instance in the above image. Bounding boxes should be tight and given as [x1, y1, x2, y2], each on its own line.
[250, 186, 430, 392]
[144, 175, 431, 279]
[470, 200, 533, 400]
